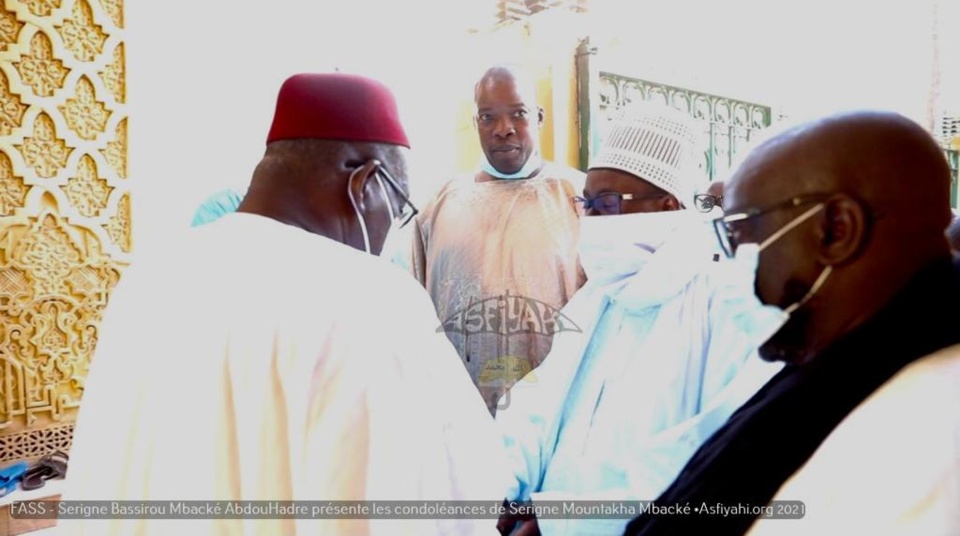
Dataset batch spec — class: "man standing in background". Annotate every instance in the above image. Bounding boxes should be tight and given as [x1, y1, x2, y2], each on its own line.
[402, 64, 587, 415]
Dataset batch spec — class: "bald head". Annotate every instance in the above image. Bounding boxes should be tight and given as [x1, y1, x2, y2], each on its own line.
[736, 111, 950, 233]
[474, 65, 539, 106]
[473, 64, 544, 176]
[725, 110, 953, 364]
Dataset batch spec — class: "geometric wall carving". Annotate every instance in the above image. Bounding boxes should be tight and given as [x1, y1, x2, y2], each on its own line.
[98, 41, 123, 103]
[99, 117, 125, 178]
[0, 71, 28, 136]
[0, 151, 29, 215]
[24, 0, 63, 18]
[0, 423, 73, 462]
[102, 190, 129, 252]
[14, 31, 70, 97]
[16, 112, 73, 178]
[98, 0, 121, 27]
[0, 0, 128, 465]
[0, 8, 24, 53]
[56, 0, 107, 62]
[58, 75, 110, 140]
[62, 154, 112, 216]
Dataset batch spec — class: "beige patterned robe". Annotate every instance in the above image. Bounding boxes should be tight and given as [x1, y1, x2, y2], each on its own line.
[405, 163, 587, 414]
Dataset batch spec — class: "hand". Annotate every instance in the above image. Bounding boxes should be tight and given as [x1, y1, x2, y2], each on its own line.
[513, 518, 541, 536]
[496, 499, 539, 536]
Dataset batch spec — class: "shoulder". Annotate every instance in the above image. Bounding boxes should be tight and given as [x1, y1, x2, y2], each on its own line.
[434, 171, 478, 196]
[782, 344, 960, 486]
[539, 162, 586, 192]
[866, 343, 960, 417]
[760, 346, 960, 533]
[417, 172, 475, 215]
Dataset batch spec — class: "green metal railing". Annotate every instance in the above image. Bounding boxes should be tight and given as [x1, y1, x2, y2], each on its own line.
[577, 39, 772, 185]
[946, 149, 959, 208]
[576, 40, 960, 208]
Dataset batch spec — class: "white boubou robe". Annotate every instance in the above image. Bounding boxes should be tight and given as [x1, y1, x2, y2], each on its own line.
[497, 210, 782, 535]
[61, 213, 510, 536]
[747, 343, 960, 536]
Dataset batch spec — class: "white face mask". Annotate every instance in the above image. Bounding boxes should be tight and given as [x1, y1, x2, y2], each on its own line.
[378, 217, 413, 268]
[578, 210, 691, 284]
[480, 152, 543, 180]
[700, 205, 724, 222]
[347, 166, 400, 255]
[719, 203, 834, 347]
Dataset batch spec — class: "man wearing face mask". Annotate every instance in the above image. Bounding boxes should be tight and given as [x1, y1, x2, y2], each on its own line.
[61, 73, 509, 536]
[495, 103, 781, 536]
[626, 110, 960, 536]
[400, 64, 587, 415]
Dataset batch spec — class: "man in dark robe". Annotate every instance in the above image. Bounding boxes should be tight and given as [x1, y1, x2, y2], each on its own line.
[625, 110, 960, 535]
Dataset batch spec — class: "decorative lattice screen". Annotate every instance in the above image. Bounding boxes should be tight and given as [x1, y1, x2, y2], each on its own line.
[0, 0, 130, 464]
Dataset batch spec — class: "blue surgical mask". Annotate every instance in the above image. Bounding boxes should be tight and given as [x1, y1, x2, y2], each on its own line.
[480, 152, 543, 180]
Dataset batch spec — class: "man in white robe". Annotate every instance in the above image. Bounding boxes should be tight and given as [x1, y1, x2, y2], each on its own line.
[496, 104, 781, 535]
[61, 73, 509, 536]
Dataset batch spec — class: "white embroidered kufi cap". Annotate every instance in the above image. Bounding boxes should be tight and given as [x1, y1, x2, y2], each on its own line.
[590, 102, 703, 207]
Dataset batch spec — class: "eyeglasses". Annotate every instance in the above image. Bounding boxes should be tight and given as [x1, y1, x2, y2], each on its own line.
[573, 192, 668, 215]
[375, 164, 419, 228]
[712, 193, 832, 258]
[693, 194, 723, 213]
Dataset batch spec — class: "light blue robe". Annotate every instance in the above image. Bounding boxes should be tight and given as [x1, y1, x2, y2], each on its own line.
[190, 188, 246, 227]
[496, 216, 782, 535]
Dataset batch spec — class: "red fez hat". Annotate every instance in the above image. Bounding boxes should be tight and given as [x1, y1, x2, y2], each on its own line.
[266, 73, 410, 148]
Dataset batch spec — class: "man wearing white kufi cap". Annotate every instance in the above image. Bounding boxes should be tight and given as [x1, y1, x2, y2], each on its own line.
[496, 102, 782, 535]
[582, 102, 702, 214]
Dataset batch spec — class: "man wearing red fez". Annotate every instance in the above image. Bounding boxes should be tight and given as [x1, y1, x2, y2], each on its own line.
[62, 73, 510, 536]
[395, 65, 587, 415]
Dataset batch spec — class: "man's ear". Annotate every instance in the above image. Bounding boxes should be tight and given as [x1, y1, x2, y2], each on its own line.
[347, 160, 381, 212]
[537, 107, 545, 127]
[820, 194, 868, 266]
